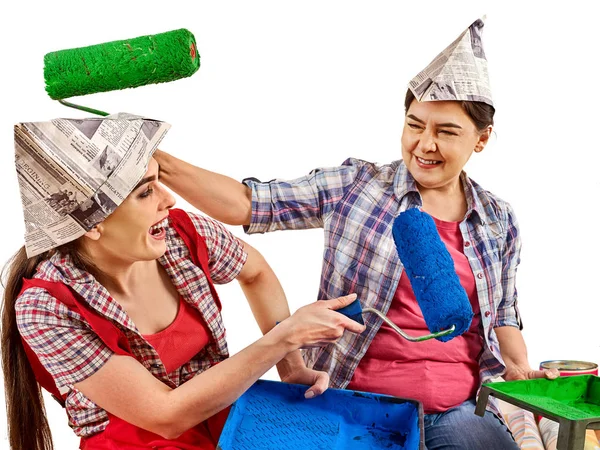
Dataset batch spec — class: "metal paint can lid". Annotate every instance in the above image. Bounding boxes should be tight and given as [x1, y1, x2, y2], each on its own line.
[540, 360, 598, 373]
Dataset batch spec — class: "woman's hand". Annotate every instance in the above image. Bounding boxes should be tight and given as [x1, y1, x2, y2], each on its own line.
[503, 365, 560, 381]
[281, 365, 330, 399]
[495, 326, 559, 382]
[276, 350, 330, 399]
[283, 367, 329, 399]
[281, 293, 366, 349]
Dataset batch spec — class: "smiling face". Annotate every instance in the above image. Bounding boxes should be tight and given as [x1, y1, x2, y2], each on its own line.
[401, 99, 491, 192]
[85, 158, 176, 263]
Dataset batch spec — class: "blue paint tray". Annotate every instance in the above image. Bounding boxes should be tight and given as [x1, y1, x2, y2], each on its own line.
[217, 379, 424, 449]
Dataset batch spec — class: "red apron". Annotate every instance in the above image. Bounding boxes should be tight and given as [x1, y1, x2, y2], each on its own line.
[20, 209, 229, 449]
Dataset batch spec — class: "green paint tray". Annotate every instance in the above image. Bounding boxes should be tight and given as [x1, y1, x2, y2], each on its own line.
[475, 375, 600, 450]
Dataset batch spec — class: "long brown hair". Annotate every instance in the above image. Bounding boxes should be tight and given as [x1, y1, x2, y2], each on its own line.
[1, 242, 94, 450]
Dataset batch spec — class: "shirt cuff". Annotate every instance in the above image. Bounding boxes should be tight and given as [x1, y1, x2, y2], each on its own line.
[241, 177, 271, 235]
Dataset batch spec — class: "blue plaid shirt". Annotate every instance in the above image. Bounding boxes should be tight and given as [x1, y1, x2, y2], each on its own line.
[244, 158, 522, 413]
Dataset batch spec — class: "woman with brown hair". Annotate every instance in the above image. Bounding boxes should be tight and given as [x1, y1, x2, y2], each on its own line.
[152, 19, 559, 449]
[2, 115, 364, 450]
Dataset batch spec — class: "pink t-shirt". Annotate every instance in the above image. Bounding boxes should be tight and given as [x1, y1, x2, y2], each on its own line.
[347, 216, 483, 413]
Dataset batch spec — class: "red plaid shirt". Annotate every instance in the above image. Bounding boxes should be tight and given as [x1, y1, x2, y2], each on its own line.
[16, 211, 247, 437]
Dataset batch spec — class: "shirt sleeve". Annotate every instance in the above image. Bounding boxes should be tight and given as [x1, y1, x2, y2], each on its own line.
[187, 211, 248, 284]
[494, 204, 523, 330]
[16, 287, 114, 391]
[242, 159, 363, 234]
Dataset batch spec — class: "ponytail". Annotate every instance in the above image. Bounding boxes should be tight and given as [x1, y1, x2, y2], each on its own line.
[2, 238, 101, 449]
[1, 246, 54, 450]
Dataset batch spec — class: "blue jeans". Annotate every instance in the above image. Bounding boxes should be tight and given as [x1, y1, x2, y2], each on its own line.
[423, 399, 519, 450]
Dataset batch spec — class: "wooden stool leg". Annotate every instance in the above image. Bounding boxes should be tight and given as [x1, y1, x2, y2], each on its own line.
[475, 388, 490, 417]
[557, 419, 588, 450]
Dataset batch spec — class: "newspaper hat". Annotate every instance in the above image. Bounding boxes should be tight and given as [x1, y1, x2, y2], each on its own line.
[14, 112, 171, 257]
[408, 17, 493, 107]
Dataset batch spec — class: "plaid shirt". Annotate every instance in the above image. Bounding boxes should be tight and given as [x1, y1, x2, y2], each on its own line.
[16, 211, 247, 437]
[245, 158, 522, 414]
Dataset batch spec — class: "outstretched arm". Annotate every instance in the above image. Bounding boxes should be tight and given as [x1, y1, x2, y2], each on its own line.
[155, 149, 252, 225]
[73, 293, 363, 439]
[236, 240, 335, 398]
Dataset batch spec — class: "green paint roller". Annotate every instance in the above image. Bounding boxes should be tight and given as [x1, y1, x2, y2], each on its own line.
[44, 28, 200, 116]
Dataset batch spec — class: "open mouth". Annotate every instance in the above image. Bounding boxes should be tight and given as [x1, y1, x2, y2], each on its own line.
[416, 156, 442, 166]
[149, 217, 168, 240]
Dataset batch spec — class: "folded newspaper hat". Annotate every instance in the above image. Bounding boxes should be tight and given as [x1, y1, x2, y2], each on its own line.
[408, 17, 493, 107]
[14, 113, 171, 257]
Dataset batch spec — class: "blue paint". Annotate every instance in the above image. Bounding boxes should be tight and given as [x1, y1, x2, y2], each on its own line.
[392, 209, 473, 341]
[217, 380, 422, 449]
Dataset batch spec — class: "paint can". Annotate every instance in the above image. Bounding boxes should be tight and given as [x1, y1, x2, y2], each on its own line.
[539, 360, 598, 376]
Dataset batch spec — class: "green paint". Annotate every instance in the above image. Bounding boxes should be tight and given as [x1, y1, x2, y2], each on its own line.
[44, 29, 200, 99]
[484, 375, 600, 421]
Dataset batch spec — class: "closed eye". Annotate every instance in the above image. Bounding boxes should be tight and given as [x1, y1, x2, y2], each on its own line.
[139, 187, 154, 198]
[438, 130, 458, 136]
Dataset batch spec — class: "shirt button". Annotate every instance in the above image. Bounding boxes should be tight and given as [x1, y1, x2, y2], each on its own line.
[464, 241, 471, 247]
[477, 273, 484, 279]
[484, 311, 491, 317]
[151, 363, 161, 369]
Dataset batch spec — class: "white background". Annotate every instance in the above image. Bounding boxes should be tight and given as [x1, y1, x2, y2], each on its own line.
[1, 1, 598, 447]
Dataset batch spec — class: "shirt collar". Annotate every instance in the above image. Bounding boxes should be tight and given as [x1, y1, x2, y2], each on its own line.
[393, 160, 488, 225]
[460, 171, 486, 225]
[36, 222, 216, 334]
[393, 160, 420, 202]
[38, 251, 139, 332]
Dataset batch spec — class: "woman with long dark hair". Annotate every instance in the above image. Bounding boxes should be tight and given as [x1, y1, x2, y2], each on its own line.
[2, 116, 364, 450]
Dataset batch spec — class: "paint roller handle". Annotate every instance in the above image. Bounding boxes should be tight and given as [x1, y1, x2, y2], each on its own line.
[362, 307, 455, 342]
[330, 299, 456, 342]
[58, 100, 110, 117]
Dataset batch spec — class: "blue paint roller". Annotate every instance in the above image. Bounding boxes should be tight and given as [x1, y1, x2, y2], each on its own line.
[393, 208, 473, 341]
[338, 208, 473, 342]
